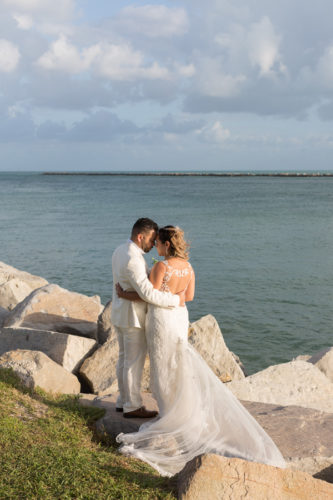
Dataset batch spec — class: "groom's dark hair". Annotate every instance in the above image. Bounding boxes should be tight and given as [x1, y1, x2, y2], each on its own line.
[131, 218, 158, 237]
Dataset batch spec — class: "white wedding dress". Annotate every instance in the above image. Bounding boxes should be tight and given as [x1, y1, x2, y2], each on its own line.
[116, 261, 285, 477]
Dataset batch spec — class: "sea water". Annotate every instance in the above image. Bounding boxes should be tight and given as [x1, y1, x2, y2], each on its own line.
[1, 172, 332, 374]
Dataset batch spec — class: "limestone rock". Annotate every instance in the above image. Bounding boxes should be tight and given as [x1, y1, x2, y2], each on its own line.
[243, 401, 333, 482]
[0, 327, 96, 372]
[4, 284, 103, 339]
[188, 314, 245, 382]
[80, 338, 119, 394]
[228, 360, 333, 413]
[177, 455, 333, 499]
[0, 261, 48, 310]
[294, 354, 311, 362]
[0, 306, 9, 327]
[309, 347, 333, 383]
[79, 392, 159, 440]
[97, 300, 116, 344]
[82, 392, 333, 481]
[0, 349, 80, 394]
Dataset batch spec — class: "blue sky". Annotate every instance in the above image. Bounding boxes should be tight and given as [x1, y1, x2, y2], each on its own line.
[1, 0, 333, 171]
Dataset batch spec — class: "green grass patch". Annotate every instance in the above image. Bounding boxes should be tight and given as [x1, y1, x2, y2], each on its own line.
[0, 368, 176, 499]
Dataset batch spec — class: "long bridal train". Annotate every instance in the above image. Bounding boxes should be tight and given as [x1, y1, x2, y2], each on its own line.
[116, 306, 285, 477]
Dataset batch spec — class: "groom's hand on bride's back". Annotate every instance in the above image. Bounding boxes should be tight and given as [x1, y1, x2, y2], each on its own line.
[177, 290, 186, 307]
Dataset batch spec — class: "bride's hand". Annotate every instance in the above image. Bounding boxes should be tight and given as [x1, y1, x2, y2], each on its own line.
[115, 282, 125, 298]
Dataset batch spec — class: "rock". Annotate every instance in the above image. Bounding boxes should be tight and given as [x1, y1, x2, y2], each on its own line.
[294, 354, 311, 362]
[0, 327, 96, 372]
[227, 360, 333, 413]
[177, 455, 333, 499]
[80, 339, 151, 395]
[243, 401, 333, 482]
[97, 300, 116, 344]
[81, 391, 333, 481]
[188, 314, 245, 382]
[4, 284, 103, 339]
[0, 261, 48, 310]
[0, 349, 80, 394]
[80, 338, 119, 394]
[308, 347, 333, 383]
[79, 392, 159, 440]
[0, 306, 10, 327]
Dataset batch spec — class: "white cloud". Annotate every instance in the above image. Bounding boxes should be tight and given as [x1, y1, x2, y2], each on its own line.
[13, 13, 33, 29]
[115, 5, 189, 38]
[247, 16, 286, 77]
[0, 38, 20, 72]
[37, 34, 94, 73]
[96, 43, 169, 81]
[37, 35, 170, 81]
[196, 121, 231, 144]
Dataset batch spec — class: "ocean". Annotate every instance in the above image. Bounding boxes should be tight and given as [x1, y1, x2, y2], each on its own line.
[1, 171, 332, 374]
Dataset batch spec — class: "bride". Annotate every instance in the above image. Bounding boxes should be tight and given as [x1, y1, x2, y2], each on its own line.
[116, 225, 285, 477]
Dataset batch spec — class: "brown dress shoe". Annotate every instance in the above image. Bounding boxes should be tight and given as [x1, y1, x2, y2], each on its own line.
[123, 406, 158, 419]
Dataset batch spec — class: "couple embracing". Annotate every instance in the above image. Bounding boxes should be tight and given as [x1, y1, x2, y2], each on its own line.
[111, 218, 285, 477]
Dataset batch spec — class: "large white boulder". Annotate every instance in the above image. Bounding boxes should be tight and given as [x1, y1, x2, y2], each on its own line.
[80, 338, 118, 394]
[189, 314, 245, 382]
[0, 327, 96, 372]
[177, 455, 333, 500]
[0, 349, 80, 394]
[97, 300, 116, 345]
[4, 284, 103, 339]
[308, 347, 333, 383]
[0, 261, 48, 310]
[227, 360, 333, 413]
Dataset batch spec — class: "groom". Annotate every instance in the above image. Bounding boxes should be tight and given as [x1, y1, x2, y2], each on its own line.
[111, 218, 182, 418]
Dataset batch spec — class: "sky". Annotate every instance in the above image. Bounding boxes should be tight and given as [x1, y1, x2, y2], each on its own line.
[1, 0, 333, 171]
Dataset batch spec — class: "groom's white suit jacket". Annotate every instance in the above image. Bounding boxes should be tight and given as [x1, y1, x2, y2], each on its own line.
[111, 240, 180, 329]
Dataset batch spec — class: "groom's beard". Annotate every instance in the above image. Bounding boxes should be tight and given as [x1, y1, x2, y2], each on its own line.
[142, 244, 152, 253]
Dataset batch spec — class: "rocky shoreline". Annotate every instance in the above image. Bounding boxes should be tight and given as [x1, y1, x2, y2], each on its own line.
[42, 171, 333, 177]
[0, 260, 332, 498]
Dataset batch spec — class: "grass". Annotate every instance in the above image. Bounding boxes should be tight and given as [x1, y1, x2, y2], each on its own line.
[0, 368, 177, 499]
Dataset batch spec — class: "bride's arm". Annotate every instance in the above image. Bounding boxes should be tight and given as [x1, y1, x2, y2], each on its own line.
[185, 272, 195, 302]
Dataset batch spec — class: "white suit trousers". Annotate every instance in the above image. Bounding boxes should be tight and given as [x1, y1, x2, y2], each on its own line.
[114, 326, 147, 413]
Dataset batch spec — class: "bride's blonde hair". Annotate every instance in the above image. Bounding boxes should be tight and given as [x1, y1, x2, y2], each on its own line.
[158, 225, 190, 260]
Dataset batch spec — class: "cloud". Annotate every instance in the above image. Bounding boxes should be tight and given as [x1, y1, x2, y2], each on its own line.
[13, 13, 33, 29]
[113, 5, 189, 38]
[37, 35, 170, 81]
[316, 44, 333, 89]
[155, 114, 203, 134]
[247, 16, 286, 77]
[196, 121, 231, 144]
[68, 110, 139, 141]
[0, 39, 20, 72]
[37, 34, 97, 73]
[194, 58, 246, 98]
[95, 43, 169, 81]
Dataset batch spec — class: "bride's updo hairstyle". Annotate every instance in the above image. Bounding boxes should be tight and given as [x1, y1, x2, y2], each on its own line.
[158, 225, 190, 260]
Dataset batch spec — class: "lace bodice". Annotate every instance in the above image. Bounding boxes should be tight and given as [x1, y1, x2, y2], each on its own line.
[160, 260, 193, 293]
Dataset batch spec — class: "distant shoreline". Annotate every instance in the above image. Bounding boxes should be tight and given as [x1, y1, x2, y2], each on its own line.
[42, 172, 333, 177]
